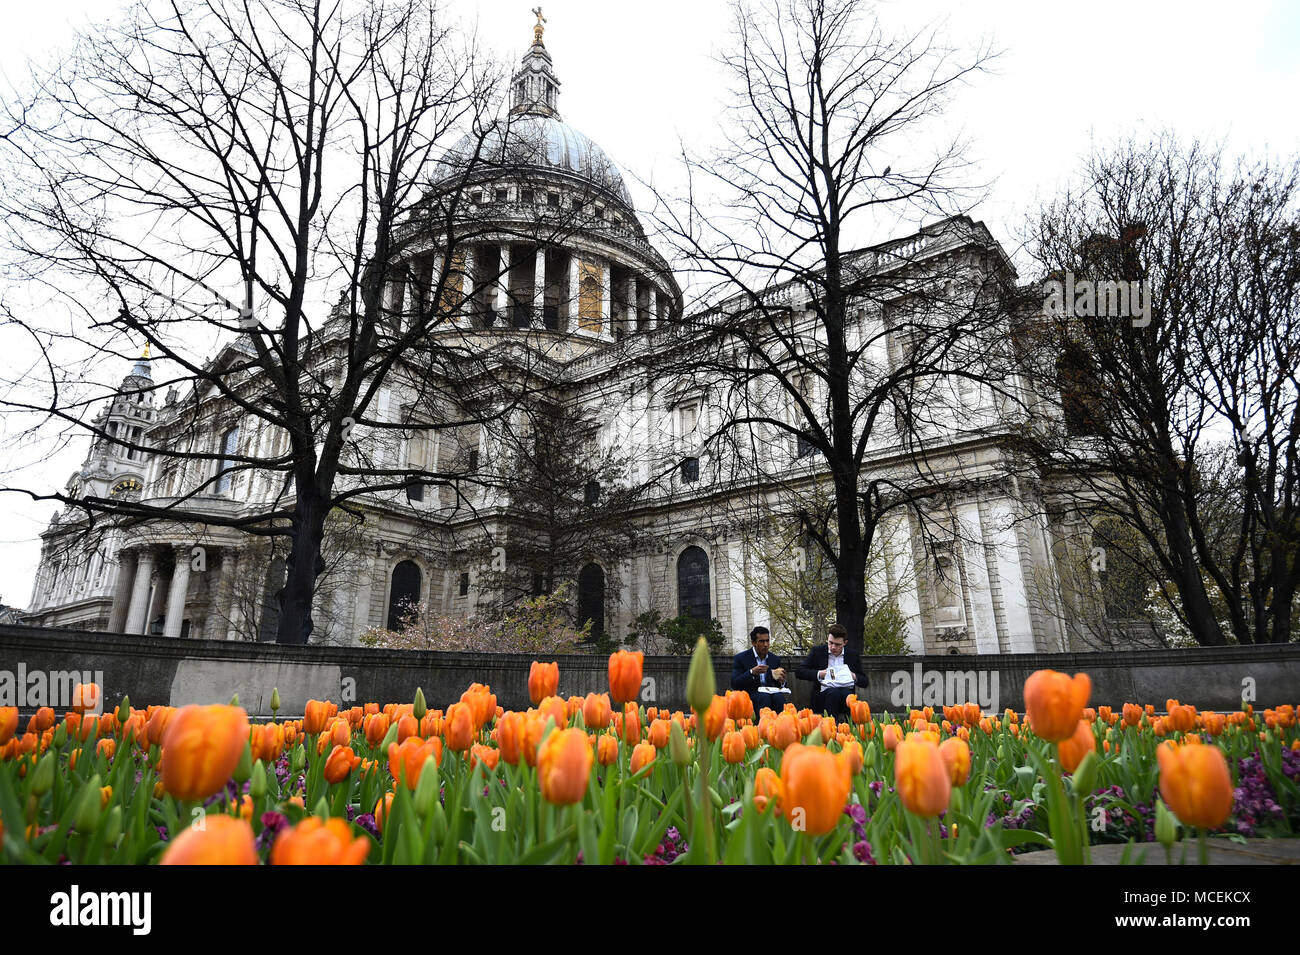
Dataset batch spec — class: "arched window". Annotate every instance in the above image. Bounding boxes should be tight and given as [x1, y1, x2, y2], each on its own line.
[577, 563, 605, 639]
[257, 557, 286, 642]
[677, 546, 710, 620]
[387, 560, 422, 630]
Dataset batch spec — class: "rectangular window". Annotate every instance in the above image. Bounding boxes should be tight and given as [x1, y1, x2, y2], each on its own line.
[470, 190, 482, 205]
[459, 572, 470, 597]
[681, 457, 699, 484]
[495, 188, 508, 203]
[547, 192, 560, 208]
[215, 426, 239, 493]
[522, 189, 534, 204]
[468, 448, 479, 471]
[796, 434, 817, 458]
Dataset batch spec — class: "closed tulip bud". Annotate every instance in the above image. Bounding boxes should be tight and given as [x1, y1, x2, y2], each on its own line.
[52, 723, 68, 749]
[291, 743, 306, 774]
[232, 740, 253, 784]
[413, 755, 440, 815]
[413, 687, 427, 721]
[894, 737, 951, 818]
[1072, 749, 1100, 796]
[669, 718, 691, 766]
[250, 760, 267, 799]
[228, 693, 239, 707]
[1157, 740, 1233, 829]
[529, 662, 560, 706]
[32, 752, 55, 795]
[270, 688, 281, 716]
[116, 696, 130, 724]
[1155, 797, 1178, 847]
[686, 636, 715, 714]
[75, 774, 103, 833]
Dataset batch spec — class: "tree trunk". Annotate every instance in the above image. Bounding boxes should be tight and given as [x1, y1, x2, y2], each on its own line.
[277, 488, 328, 645]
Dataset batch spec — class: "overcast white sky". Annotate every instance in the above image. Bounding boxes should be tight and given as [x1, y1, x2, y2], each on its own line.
[0, 0, 1297, 609]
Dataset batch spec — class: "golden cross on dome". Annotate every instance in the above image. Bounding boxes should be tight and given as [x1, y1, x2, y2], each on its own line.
[142, 342, 150, 359]
[532, 7, 546, 44]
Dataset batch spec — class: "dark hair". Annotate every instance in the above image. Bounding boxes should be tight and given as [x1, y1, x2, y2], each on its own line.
[828, 623, 847, 640]
[749, 626, 770, 642]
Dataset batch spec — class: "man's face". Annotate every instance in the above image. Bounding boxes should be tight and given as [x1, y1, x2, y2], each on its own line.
[828, 633, 846, 655]
[752, 633, 770, 656]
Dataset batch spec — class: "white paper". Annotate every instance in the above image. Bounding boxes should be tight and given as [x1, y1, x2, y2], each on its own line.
[821, 665, 853, 688]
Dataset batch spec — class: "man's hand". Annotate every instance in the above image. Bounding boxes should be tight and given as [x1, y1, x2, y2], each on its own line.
[771, 667, 786, 683]
[751, 664, 769, 675]
[818, 669, 827, 680]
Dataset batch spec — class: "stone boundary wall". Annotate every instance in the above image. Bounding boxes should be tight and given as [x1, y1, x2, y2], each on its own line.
[0, 625, 1296, 718]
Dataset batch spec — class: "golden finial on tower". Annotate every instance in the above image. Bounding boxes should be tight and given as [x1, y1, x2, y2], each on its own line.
[142, 342, 151, 360]
[532, 6, 546, 45]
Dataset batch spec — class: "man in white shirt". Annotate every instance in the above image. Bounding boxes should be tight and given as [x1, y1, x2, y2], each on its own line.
[796, 623, 867, 719]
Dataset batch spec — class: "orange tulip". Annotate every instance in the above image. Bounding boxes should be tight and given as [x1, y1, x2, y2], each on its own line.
[97, 738, 116, 761]
[648, 718, 671, 749]
[752, 766, 783, 813]
[522, 713, 547, 767]
[469, 743, 501, 772]
[766, 713, 800, 750]
[494, 711, 525, 764]
[882, 723, 903, 752]
[741, 723, 761, 750]
[444, 703, 475, 752]
[0, 707, 19, 747]
[271, 817, 370, 865]
[1167, 704, 1197, 734]
[160, 815, 257, 865]
[630, 740, 657, 775]
[779, 744, 851, 835]
[725, 690, 754, 723]
[364, 713, 391, 747]
[722, 730, 746, 764]
[847, 696, 871, 725]
[608, 650, 644, 705]
[324, 745, 361, 784]
[388, 736, 442, 789]
[582, 693, 612, 730]
[703, 696, 728, 741]
[536, 695, 568, 729]
[529, 661, 560, 705]
[159, 705, 250, 801]
[894, 737, 951, 818]
[1157, 740, 1233, 829]
[1056, 719, 1096, 774]
[840, 739, 864, 775]
[537, 728, 592, 806]
[396, 714, 419, 743]
[596, 734, 619, 766]
[1023, 670, 1091, 742]
[374, 790, 395, 834]
[302, 700, 337, 735]
[71, 682, 101, 715]
[938, 737, 970, 786]
[1122, 703, 1142, 727]
[620, 703, 641, 746]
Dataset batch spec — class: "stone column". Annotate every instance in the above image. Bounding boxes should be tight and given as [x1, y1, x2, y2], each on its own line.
[107, 550, 136, 632]
[649, 287, 660, 330]
[533, 246, 546, 328]
[627, 274, 639, 334]
[494, 245, 510, 321]
[566, 253, 580, 331]
[461, 245, 477, 326]
[147, 563, 170, 636]
[599, 260, 611, 338]
[727, 542, 749, 652]
[124, 548, 155, 634]
[163, 546, 192, 638]
[225, 551, 249, 641]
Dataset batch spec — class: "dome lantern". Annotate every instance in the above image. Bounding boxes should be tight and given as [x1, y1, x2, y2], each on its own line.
[510, 7, 561, 120]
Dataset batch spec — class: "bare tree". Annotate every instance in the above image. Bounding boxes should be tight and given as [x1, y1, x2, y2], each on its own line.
[1017, 135, 1300, 646]
[636, 0, 1014, 652]
[1, 0, 585, 643]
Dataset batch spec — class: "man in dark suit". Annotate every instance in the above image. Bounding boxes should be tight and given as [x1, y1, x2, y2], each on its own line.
[730, 626, 789, 718]
[796, 623, 868, 720]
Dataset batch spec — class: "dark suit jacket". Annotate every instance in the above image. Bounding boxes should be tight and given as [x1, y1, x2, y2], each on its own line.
[796, 645, 868, 710]
[730, 648, 788, 694]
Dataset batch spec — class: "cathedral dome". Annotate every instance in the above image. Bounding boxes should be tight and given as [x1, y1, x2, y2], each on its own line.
[435, 115, 633, 208]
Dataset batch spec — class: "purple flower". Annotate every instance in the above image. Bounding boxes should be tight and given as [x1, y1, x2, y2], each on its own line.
[853, 839, 876, 864]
